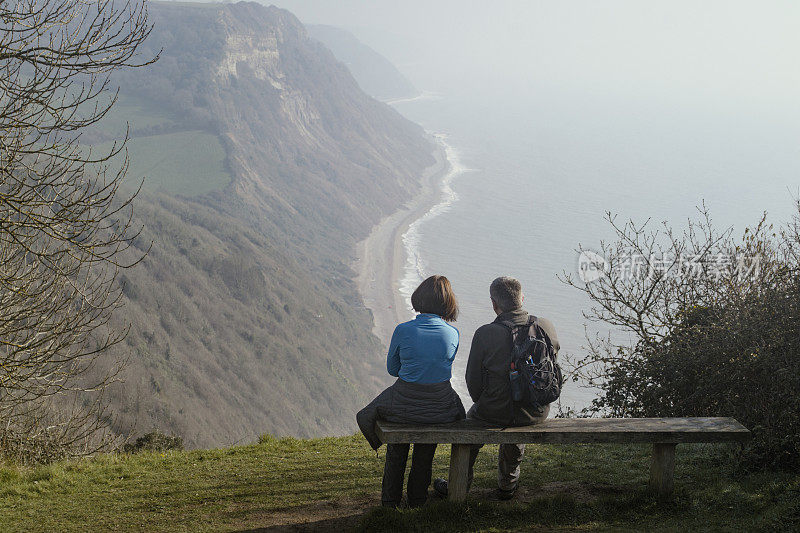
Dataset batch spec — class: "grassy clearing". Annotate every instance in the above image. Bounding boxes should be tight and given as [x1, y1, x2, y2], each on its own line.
[119, 130, 231, 196]
[93, 130, 232, 197]
[85, 94, 232, 197]
[97, 95, 177, 135]
[0, 435, 797, 532]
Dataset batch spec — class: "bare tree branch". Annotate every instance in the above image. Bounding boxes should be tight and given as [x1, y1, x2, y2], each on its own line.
[1, 0, 154, 462]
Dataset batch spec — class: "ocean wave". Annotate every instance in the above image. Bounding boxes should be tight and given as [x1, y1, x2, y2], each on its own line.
[384, 90, 443, 105]
[398, 134, 474, 316]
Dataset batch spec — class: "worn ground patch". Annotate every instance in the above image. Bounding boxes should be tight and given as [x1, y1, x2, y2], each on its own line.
[234, 495, 373, 532]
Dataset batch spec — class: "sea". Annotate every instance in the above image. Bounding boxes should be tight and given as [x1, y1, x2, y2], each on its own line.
[388, 88, 800, 412]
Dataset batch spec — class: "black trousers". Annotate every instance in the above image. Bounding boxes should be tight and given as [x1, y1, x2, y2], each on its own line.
[381, 443, 437, 507]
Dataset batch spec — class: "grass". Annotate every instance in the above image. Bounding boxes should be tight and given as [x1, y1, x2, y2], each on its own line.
[0, 435, 797, 532]
[110, 130, 232, 196]
[97, 95, 178, 135]
[85, 95, 232, 197]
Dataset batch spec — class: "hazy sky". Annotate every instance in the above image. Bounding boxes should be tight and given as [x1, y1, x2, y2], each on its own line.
[265, 0, 800, 114]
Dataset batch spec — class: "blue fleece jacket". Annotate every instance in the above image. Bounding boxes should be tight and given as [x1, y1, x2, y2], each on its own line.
[386, 313, 459, 384]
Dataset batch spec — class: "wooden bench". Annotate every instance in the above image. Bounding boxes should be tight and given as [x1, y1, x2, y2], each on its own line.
[376, 417, 750, 501]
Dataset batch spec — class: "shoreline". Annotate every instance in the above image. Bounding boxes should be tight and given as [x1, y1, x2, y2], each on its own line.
[353, 139, 450, 347]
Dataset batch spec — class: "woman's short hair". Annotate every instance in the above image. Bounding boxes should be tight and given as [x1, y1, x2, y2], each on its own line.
[411, 275, 459, 322]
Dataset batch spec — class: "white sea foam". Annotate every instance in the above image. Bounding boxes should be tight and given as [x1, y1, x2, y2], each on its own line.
[398, 134, 474, 316]
[384, 90, 443, 106]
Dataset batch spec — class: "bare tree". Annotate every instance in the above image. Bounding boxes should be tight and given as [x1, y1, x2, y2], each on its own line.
[0, 0, 155, 462]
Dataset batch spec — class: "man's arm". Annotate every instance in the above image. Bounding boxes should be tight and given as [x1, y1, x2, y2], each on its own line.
[536, 317, 560, 354]
[465, 328, 485, 402]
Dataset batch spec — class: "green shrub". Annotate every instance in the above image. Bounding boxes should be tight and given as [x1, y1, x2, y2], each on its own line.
[123, 431, 184, 454]
[565, 203, 800, 468]
[598, 287, 800, 468]
[257, 434, 275, 444]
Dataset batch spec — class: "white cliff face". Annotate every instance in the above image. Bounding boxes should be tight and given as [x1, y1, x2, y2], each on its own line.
[216, 33, 281, 85]
[216, 28, 321, 142]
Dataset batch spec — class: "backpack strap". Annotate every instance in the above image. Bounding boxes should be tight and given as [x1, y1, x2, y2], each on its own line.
[501, 315, 538, 423]
[527, 315, 537, 338]
[528, 316, 556, 363]
[501, 315, 537, 337]
[531, 316, 553, 348]
[499, 319, 529, 345]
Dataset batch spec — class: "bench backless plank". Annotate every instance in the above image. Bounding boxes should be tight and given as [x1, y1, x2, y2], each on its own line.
[375, 417, 749, 501]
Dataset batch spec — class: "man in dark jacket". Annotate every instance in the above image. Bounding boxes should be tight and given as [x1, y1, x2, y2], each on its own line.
[435, 276, 560, 500]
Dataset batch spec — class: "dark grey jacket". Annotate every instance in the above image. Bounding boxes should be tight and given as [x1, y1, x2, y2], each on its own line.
[465, 309, 560, 426]
[357, 378, 466, 450]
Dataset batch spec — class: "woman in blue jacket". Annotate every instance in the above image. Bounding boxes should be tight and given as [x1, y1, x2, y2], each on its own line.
[357, 275, 465, 508]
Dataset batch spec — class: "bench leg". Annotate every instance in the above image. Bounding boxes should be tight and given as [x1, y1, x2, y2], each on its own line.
[649, 443, 676, 498]
[448, 443, 471, 502]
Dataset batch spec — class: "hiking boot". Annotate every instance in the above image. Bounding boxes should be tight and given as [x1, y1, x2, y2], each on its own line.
[495, 485, 518, 501]
[381, 500, 401, 509]
[432, 478, 448, 498]
[408, 497, 428, 509]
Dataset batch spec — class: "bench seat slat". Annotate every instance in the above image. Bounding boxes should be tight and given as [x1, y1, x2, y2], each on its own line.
[376, 417, 750, 445]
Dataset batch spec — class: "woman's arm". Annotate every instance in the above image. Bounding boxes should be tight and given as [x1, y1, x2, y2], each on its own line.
[449, 326, 459, 361]
[386, 325, 402, 377]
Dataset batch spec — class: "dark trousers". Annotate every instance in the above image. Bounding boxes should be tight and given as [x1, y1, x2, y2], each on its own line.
[466, 441, 526, 491]
[465, 404, 550, 491]
[381, 443, 437, 507]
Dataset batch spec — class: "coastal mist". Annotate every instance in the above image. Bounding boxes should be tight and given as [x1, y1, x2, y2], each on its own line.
[274, 0, 800, 412]
[6, 2, 800, 528]
[390, 91, 800, 411]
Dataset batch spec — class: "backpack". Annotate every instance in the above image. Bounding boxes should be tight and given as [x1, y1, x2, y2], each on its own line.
[501, 316, 563, 410]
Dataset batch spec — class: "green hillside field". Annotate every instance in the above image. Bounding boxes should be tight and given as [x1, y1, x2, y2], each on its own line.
[103, 130, 232, 196]
[98, 95, 177, 133]
[1, 435, 797, 532]
[86, 95, 232, 197]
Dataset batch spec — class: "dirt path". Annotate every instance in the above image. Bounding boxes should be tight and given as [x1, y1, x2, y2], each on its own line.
[234, 496, 373, 532]
[233, 481, 631, 531]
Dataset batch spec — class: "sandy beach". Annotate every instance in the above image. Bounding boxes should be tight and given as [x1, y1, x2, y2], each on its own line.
[353, 141, 450, 347]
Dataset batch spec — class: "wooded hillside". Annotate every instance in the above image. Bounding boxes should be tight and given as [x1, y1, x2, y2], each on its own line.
[90, 1, 435, 447]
